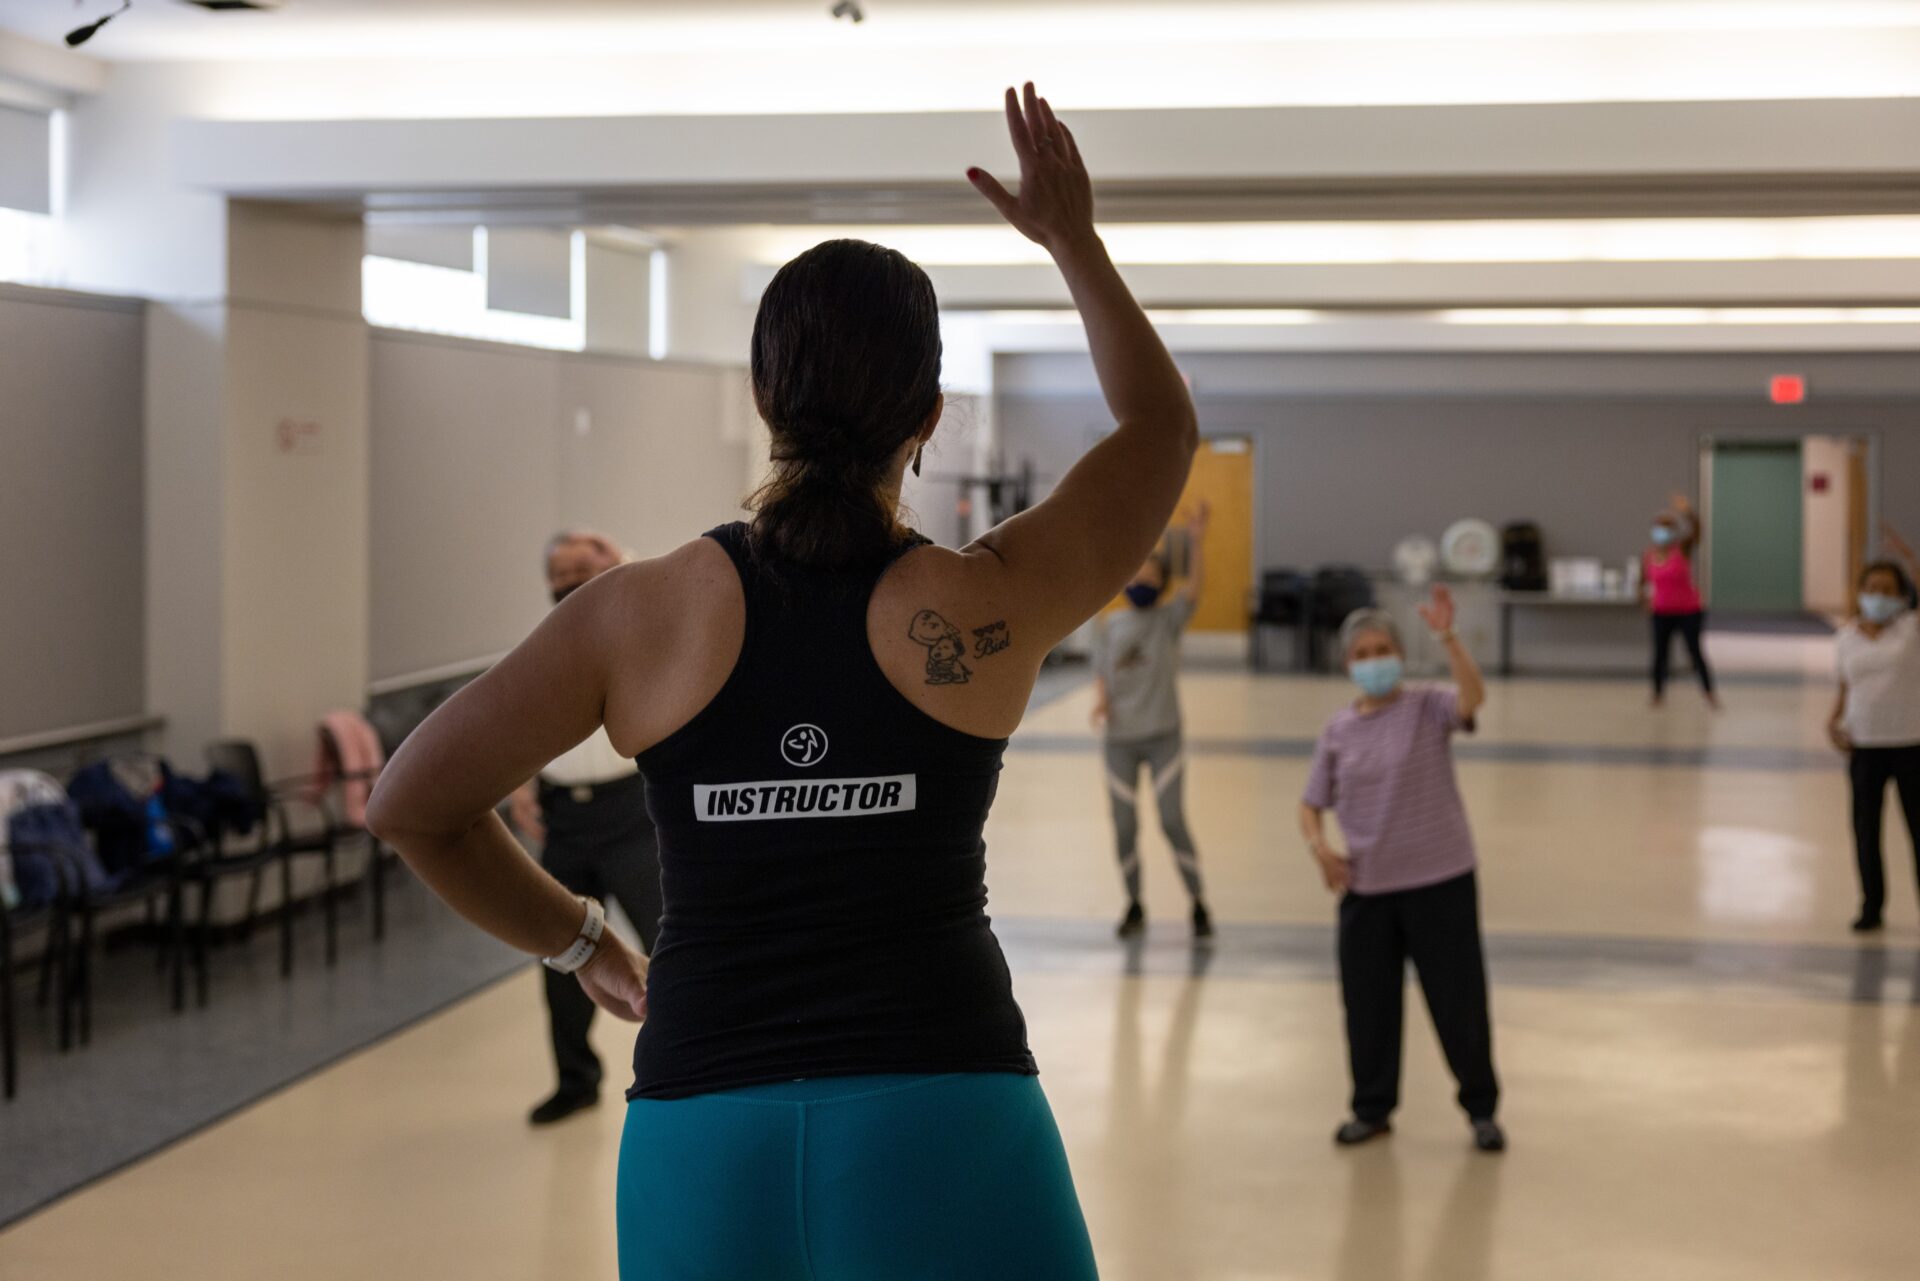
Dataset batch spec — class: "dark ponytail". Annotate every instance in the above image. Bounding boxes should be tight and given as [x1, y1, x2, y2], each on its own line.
[747, 239, 942, 570]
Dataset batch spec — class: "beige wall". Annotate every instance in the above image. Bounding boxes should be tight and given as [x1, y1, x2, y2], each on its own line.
[0, 285, 146, 743]
[369, 334, 562, 686]
[582, 237, 653, 358]
[144, 301, 227, 758]
[558, 357, 750, 558]
[368, 331, 750, 688]
[219, 303, 370, 772]
[144, 204, 371, 777]
[661, 227, 760, 366]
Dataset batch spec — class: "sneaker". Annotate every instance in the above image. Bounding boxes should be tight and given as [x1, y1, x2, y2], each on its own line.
[1471, 1117, 1507, 1152]
[1116, 901, 1146, 938]
[1191, 902, 1215, 940]
[1852, 913, 1885, 934]
[528, 1087, 599, 1126]
[1333, 1117, 1392, 1146]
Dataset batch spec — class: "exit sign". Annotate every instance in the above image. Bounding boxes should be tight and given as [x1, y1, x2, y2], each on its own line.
[1770, 374, 1807, 405]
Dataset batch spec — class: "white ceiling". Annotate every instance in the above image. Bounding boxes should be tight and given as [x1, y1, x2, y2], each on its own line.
[3, 0, 1916, 60]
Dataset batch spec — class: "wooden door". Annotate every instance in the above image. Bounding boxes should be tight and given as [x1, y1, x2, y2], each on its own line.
[1174, 436, 1256, 632]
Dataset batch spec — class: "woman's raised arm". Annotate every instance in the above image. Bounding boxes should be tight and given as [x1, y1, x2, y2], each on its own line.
[965, 84, 1198, 646]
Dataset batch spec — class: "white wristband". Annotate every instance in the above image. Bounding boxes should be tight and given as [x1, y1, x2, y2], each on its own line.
[541, 896, 606, 974]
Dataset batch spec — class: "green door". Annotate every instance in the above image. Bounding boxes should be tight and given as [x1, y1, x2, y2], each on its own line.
[1709, 441, 1804, 612]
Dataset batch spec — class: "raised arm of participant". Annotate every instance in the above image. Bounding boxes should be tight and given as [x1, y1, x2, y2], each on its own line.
[1176, 502, 1210, 606]
[1881, 522, 1919, 585]
[367, 567, 652, 1019]
[1671, 492, 1700, 555]
[966, 83, 1198, 645]
[1419, 584, 1485, 721]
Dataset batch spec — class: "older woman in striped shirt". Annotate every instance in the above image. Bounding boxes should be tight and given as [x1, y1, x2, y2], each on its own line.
[1297, 586, 1505, 1153]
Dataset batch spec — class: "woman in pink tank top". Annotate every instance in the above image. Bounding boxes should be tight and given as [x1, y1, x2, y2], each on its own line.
[1641, 492, 1719, 709]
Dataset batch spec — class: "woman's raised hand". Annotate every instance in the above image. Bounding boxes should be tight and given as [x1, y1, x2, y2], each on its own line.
[1881, 521, 1916, 565]
[968, 82, 1096, 255]
[1418, 583, 1457, 636]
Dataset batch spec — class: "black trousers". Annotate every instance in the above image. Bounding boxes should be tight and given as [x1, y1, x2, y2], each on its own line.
[1338, 870, 1499, 1123]
[1650, 611, 1714, 697]
[539, 773, 663, 1095]
[1849, 745, 1920, 920]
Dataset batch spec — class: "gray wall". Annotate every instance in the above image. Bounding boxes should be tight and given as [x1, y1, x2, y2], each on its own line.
[369, 330, 751, 686]
[370, 333, 562, 684]
[0, 285, 146, 742]
[997, 351, 1920, 584]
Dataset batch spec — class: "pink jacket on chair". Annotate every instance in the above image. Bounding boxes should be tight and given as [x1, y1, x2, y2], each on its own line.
[311, 711, 386, 829]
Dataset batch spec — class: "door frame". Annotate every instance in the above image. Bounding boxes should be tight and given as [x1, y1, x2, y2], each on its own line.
[1696, 428, 1881, 610]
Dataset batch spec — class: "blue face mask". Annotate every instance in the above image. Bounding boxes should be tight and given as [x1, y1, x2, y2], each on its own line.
[1124, 583, 1162, 609]
[1860, 592, 1905, 625]
[1650, 525, 1675, 547]
[1350, 656, 1404, 699]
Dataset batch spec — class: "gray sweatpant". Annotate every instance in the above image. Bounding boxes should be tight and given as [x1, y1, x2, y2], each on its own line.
[1104, 730, 1205, 904]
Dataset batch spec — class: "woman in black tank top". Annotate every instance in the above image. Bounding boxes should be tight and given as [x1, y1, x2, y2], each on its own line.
[630, 521, 1035, 1097]
[369, 84, 1199, 1281]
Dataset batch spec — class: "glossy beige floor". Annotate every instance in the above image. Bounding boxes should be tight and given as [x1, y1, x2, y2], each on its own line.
[7, 655, 1919, 1280]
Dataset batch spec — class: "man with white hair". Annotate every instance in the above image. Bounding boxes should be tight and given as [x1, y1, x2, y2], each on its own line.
[511, 530, 663, 1125]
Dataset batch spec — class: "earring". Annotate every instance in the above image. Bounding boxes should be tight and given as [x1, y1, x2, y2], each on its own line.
[912, 445, 923, 477]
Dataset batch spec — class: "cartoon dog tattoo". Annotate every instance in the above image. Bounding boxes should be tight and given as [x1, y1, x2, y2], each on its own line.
[909, 610, 972, 685]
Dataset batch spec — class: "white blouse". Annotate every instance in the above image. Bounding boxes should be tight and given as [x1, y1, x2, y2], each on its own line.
[1837, 611, 1920, 748]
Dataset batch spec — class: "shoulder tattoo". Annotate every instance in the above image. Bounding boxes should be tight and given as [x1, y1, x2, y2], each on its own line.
[907, 611, 1014, 684]
[971, 621, 1011, 659]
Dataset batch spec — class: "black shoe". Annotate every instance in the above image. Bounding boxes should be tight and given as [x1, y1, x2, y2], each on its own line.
[1116, 902, 1146, 937]
[1852, 913, 1885, 934]
[529, 1088, 599, 1126]
[1333, 1117, 1391, 1146]
[1471, 1117, 1507, 1152]
[1191, 902, 1215, 940]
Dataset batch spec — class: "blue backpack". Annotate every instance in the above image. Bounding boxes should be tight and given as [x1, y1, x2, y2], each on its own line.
[7, 801, 111, 906]
[67, 757, 178, 876]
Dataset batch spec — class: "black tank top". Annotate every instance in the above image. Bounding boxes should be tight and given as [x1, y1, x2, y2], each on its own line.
[626, 522, 1036, 1099]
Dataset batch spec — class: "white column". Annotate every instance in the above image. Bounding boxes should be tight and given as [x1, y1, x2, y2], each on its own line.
[145, 201, 370, 776]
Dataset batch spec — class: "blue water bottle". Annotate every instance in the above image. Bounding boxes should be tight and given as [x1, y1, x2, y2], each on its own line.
[144, 793, 176, 859]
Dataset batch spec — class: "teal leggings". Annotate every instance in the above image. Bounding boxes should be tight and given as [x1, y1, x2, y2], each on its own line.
[617, 1073, 1099, 1280]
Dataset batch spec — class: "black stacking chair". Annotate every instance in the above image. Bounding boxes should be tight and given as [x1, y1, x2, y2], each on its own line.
[2, 873, 73, 1100]
[1306, 566, 1377, 671]
[188, 740, 343, 1005]
[61, 756, 197, 1038]
[1249, 568, 1311, 671]
[311, 716, 396, 943]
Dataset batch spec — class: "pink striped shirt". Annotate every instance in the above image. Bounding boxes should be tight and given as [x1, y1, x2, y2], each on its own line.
[1302, 686, 1477, 895]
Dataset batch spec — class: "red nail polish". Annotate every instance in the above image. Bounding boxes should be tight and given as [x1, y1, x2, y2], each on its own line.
[966, 167, 981, 180]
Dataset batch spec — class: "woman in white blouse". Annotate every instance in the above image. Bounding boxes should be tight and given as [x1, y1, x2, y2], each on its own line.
[1829, 525, 1920, 933]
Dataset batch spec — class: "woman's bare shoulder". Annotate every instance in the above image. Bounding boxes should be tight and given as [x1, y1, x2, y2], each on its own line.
[598, 534, 746, 754]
